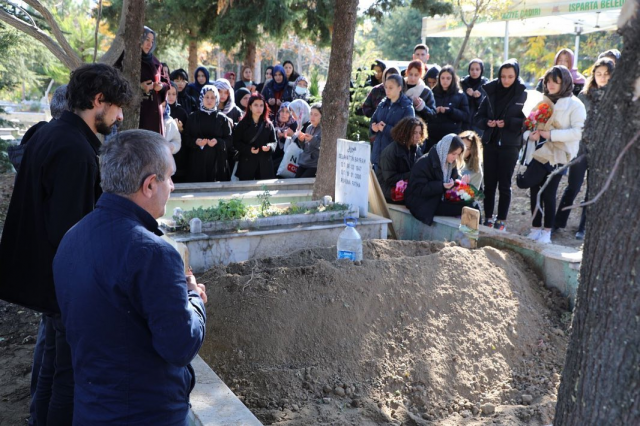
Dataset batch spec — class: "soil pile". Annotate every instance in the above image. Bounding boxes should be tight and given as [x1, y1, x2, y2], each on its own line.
[199, 240, 569, 425]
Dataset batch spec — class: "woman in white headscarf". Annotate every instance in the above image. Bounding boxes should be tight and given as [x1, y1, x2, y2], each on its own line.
[212, 78, 244, 125]
[185, 85, 234, 182]
[405, 134, 470, 225]
[288, 99, 311, 132]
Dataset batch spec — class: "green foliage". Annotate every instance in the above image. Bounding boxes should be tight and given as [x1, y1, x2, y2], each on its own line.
[176, 199, 249, 225]
[368, 6, 423, 60]
[257, 185, 272, 216]
[309, 68, 320, 98]
[347, 64, 373, 142]
[363, 0, 452, 22]
[175, 199, 350, 228]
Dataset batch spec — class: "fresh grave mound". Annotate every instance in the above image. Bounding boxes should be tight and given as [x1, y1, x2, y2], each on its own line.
[198, 240, 568, 425]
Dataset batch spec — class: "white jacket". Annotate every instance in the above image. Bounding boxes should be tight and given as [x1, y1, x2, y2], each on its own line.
[524, 95, 586, 166]
[164, 116, 182, 154]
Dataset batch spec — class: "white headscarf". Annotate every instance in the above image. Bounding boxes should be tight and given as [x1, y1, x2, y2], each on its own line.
[212, 78, 236, 115]
[435, 134, 458, 183]
[199, 85, 219, 115]
[289, 99, 311, 127]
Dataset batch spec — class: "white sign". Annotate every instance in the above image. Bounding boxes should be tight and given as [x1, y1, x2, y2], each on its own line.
[335, 138, 370, 217]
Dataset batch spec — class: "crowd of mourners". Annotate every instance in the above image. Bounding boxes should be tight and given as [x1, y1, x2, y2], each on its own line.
[0, 23, 622, 426]
[138, 23, 618, 246]
[135, 27, 323, 182]
[365, 44, 618, 245]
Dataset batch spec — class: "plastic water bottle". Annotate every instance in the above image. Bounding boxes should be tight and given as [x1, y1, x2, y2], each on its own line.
[337, 217, 363, 261]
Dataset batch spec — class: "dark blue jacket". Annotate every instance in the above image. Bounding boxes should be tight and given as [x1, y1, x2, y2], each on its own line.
[370, 94, 415, 165]
[53, 193, 206, 425]
[261, 80, 293, 108]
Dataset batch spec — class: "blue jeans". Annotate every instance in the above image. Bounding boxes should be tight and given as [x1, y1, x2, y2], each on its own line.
[29, 316, 47, 426]
[34, 315, 74, 426]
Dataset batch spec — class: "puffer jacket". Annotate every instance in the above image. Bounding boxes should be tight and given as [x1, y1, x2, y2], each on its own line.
[370, 94, 415, 165]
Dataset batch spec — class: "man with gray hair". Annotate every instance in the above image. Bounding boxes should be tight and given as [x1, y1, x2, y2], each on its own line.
[9, 85, 69, 172]
[52, 129, 207, 425]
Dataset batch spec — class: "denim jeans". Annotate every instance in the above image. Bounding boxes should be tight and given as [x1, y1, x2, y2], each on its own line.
[34, 314, 74, 426]
[29, 316, 47, 426]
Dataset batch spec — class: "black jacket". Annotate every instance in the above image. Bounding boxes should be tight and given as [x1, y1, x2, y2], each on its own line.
[0, 111, 102, 313]
[426, 90, 469, 151]
[460, 75, 488, 130]
[233, 118, 277, 180]
[376, 141, 418, 203]
[405, 148, 459, 226]
[474, 79, 527, 147]
[177, 90, 197, 115]
[185, 110, 233, 182]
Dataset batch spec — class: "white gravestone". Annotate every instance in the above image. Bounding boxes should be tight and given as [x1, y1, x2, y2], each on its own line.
[335, 138, 371, 218]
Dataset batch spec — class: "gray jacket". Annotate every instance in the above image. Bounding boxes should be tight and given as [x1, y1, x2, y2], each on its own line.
[296, 124, 322, 168]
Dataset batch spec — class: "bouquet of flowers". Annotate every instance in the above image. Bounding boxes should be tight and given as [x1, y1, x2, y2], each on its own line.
[444, 180, 481, 205]
[391, 180, 408, 202]
[524, 99, 554, 131]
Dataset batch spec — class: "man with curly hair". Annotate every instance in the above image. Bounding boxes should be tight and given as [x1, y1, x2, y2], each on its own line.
[0, 63, 134, 425]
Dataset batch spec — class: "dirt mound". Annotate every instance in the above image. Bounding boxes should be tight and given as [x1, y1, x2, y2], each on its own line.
[199, 240, 569, 425]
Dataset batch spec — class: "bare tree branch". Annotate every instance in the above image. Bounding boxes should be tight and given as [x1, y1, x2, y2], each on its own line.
[4, 0, 38, 27]
[21, 0, 82, 69]
[530, 154, 586, 222]
[0, 7, 78, 69]
[97, 0, 130, 65]
[562, 130, 640, 211]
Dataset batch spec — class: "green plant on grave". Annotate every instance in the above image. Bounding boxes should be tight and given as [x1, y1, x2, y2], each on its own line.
[257, 185, 272, 217]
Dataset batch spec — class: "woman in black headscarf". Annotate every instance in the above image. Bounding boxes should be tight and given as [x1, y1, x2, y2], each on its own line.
[185, 85, 233, 182]
[474, 59, 527, 231]
[139, 26, 170, 135]
[460, 58, 488, 133]
[170, 68, 197, 114]
[166, 82, 190, 183]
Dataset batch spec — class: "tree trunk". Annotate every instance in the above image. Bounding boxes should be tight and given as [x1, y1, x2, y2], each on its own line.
[119, 0, 145, 131]
[244, 41, 257, 74]
[453, 24, 474, 69]
[554, 3, 640, 424]
[312, 0, 358, 200]
[188, 39, 198, 81]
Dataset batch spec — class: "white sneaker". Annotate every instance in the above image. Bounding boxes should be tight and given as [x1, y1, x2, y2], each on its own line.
[527, 229, 541, 241]
[537, 230, 552, 244]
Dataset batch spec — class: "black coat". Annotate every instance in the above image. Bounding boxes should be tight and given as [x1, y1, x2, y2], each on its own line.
[233, 118, 277, 181]
[376, 141, 418, 203]
[405, 148, 459, 226]
[177, 90, 197, 115]
[0, 111, 102, 313]
[426, 90, 469, 151]
[185, 110, 233, 182]
[460, 76, 488, 130]
[474, 79, 527, 147]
